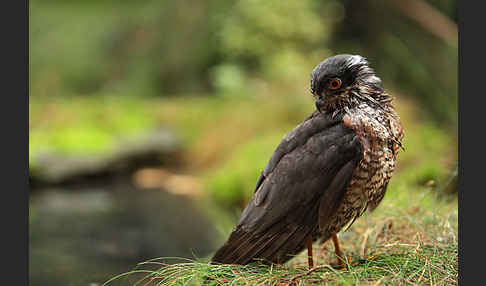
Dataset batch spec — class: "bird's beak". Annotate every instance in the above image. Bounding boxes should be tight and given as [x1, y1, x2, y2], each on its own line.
[315, 97, 325, 113]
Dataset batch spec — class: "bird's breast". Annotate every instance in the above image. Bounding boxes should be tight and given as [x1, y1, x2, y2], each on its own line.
[323, 105, 402, 234]
[342, 105, 400, 199]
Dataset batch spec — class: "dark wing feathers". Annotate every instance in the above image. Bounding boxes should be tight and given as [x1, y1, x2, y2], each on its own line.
[253, 111, 341, 194]
[318, 160, 358, 231]
[211, 111, 363, 265]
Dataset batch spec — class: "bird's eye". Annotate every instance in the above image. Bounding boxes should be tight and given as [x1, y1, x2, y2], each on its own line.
[329, 79, 342, 90]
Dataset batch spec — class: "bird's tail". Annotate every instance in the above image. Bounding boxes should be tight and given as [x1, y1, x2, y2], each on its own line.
[211, 209, 320, 265]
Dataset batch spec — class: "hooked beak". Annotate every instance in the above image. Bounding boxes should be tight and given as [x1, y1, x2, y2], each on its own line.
[315, 97, 325, 113]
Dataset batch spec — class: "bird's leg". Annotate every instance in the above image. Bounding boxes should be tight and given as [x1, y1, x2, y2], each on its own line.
[306, 235, 314, 269]
[331, 232, 345, 267]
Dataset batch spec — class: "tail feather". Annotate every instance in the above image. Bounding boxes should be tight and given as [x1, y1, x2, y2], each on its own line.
[211, 205, 320, 265]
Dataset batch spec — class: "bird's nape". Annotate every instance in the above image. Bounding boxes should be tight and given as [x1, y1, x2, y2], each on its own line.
[310, 54, 388, 116]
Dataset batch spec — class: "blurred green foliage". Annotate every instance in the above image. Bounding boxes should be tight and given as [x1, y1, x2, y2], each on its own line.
[215, 0, 332, 81]
[331, 0, 458, 125]
[204, 133, 284, 208]
[29, 95, 158, 166]
[31, 0, 457, 124]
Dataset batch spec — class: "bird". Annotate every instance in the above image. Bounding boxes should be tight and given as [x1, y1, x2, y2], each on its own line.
[211, 54, 404, 268]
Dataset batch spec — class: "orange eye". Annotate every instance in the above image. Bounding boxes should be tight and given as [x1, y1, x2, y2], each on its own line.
[329, 79, 342, 90]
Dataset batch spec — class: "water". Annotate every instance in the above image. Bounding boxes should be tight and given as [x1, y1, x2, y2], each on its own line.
[29, 181, 220, 286]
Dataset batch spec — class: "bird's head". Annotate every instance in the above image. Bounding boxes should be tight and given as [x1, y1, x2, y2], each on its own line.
[310, 54, 389, 115]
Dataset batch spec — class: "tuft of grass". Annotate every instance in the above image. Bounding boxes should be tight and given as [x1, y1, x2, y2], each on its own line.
[102, 258, 305, 286]
[103, 244, 457, 286]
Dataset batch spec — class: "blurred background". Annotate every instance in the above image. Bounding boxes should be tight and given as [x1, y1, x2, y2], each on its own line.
[29, 0, 458, 285]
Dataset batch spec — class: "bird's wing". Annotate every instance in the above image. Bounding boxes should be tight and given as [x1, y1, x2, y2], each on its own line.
[211, 111, 363, 265]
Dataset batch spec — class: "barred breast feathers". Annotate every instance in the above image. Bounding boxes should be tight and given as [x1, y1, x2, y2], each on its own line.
[342, 102, 403, 153]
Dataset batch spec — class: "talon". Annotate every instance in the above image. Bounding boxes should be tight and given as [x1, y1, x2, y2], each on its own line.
[367, 254, 378, 260]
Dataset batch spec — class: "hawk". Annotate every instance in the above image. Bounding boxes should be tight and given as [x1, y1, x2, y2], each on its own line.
[211, 54, 404, 267]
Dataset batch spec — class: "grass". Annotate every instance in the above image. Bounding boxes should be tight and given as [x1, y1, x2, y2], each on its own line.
[104, 246, 456, 285]
[105, 251, 456, 286]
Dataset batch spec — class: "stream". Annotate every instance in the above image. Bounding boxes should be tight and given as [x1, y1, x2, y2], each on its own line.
[29, 180, 221, 286]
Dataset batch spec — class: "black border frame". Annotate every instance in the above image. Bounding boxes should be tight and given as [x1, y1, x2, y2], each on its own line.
[458, 1, 481, 285]
[4, 0, 29, 285]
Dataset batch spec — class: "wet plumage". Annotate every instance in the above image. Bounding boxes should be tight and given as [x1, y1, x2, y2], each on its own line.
[212, 54, 404, 265]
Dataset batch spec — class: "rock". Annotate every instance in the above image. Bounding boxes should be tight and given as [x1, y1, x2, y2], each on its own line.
[30, 127, 182, 186]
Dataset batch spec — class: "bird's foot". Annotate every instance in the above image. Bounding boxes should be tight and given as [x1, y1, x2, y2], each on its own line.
[331, 254, 350, 269]
[331, 254, 361, 270]
[332, 254, 378, 270]
[366, 254, 378, 260]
